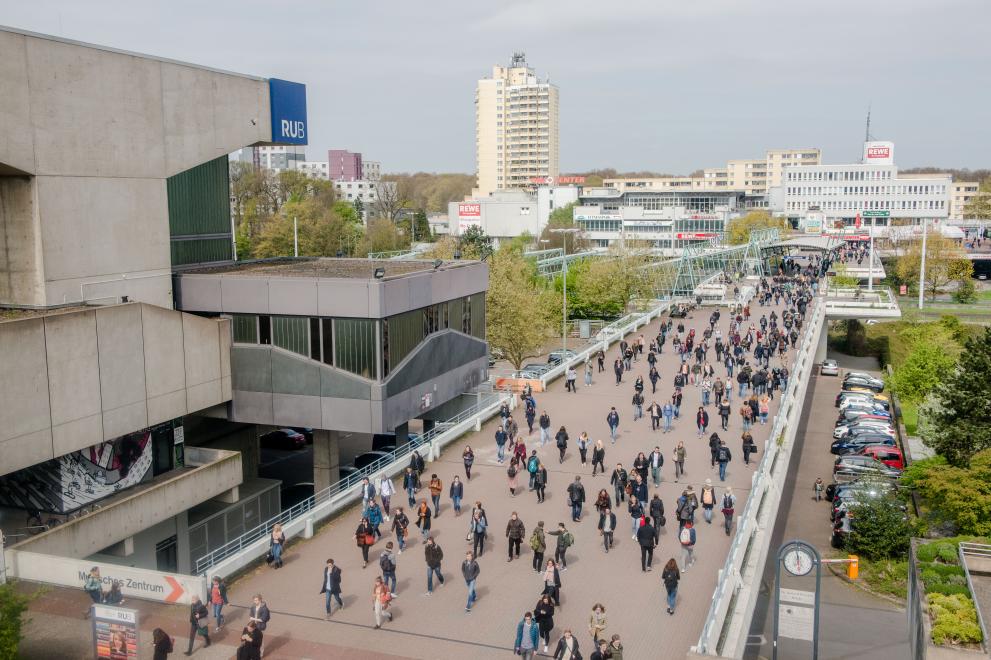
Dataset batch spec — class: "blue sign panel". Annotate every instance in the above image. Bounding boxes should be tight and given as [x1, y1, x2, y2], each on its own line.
[269, 78, 308, 145]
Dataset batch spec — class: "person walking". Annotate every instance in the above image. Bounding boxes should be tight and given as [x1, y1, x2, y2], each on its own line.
[379, 541, 398, 594]
[553, 630, 581, 660]
[700, 479, 716, 524]
[428, 474, 443, 517]
[672, 386, 683, 419]
[673, 441, 686, 482]
[721, 488, 737, 536]
[209, 576, 228, 631]
[597, 506, 616, 552]
[462, 445, 475, 480]
[424, 536, 445, 594]
[719, 400, 731, 431]
[461, 551, 480, 613]
[584, 359, 593, 387]
[152, 628, 174, 660]
[606, 407, 620, 443]
[366, 500, 384, 540]
[590, 639, 610, 660]
[588, 603, 607, 645]
[628, 496, 644, 539]
[515, 611, 540, 660]
[530, 521, 547, 572]
[247, 595, 270, 653]
[632, 390, 644, 422]
[469, 510, 487, 557]
[450, 476, 464, 516]
[696, 406, 709, 438]
[717, 440, 732, 482]
[591, 440, 606, 476]
[378, 474, 395, 521]
[541, 559, 562, 606]
[649, 494, 665, 543]
[649, 446, 664, 487]
[567, 476, 586, 522]
[814, 477, 825, 502]
[637, 517, 656, 571]
[610, 463, 628, 504]
[539, 411, 552, 447]
[662, 400, 674, 433]
[566, 366, 578, 393]
[185, 595, 211, 655]
[742, 431, 755, 465]
[506, 512, 526, 562]
[354, 517, 375, 568]
[415, 499, 432, 540]
[495, 425, 508, 464]
[556, 426, 569, 464]
[576, 431, 590, 467]
[679, 521, 696, 571]
[527, 450, 541, 490]
[268, 523, 286, 569]
[372, 576, 393, 628]
[360, 477, 377, 511]
[649, 365, 660, 394]
[534, 461, 548, 503]
[613, 357, 624, 385]
[548, 522, 574, 569]
[534, 595, 557, 655]
[597, 349, 605, 373]
[319, 559, 343, 617]
[662, 558, 680, 614]
[647, 401, 661, 431]
[525, 401, 537, 434]
[507, 457, 521, 496]
[632, 452, 648, 484]
[391, 507, 409, 553]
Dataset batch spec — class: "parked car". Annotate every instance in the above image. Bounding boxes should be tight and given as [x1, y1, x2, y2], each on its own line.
[517, 363, 552, 379]
[839, 397, 889, 413]
[857, 444, 905, 470]
[669, 304, 689, 318]
[825, 478, 895, 503]
[280, 482, 315, 510]
[547, 349, 578, 366]
[290, 427, 314, 444]
[831, 433, 897, 455]
[836, 409, 891, 425]
[833, 420, 896, 439]
[842, 374, 884, 393]
[353, 451, 394, 470]
[835, 391, 890, 409]
[259, 428, 307, 450]
[833, 454, 903, 480]
[820, 359, 839, 376]
[338, 465, 361, 484]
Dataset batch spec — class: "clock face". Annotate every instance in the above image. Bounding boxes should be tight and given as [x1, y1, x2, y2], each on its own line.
[783, 548, 815, 576]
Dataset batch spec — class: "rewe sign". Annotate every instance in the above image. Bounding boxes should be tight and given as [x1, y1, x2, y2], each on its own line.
[866, 146, 889, 159]
[458, 203, 481, 217]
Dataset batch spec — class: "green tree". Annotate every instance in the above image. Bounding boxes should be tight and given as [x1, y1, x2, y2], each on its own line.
[902, 451, 991, 535]
[952, 278, 977, 304]
[539, 204, 587, 254]
[962, 180, 991, 219]
[920, 327, 991, 465]
[253, 198, 362, 258]
[359, 218, 408, 255]
[889, 341, 956, 404]
[845, 495, 911, 560]
[831, 263, 860, 288]
[0, 583, 31, 659]
[333, 200, 361, 226]
[724, 211, 789, 245]
[895, 234, 973, 301]
[352, 196, 365, 220]
[486, 248, 555, 371]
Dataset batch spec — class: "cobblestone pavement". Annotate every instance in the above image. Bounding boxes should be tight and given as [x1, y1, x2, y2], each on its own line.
[23, 296, 800, 659]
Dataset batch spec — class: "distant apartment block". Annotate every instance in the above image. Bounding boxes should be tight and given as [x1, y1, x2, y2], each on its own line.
[329, 149, 363, 181]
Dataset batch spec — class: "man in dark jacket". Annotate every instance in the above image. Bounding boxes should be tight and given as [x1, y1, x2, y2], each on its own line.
[566, 476, 586, 522]
[606, 407, 620, 443]
[462, 552, 480, 613]
[424, 537, 445, 593]
[186, 595, 211, 654]
[597, 506, 617, 552]
[539, 411, 551, 447]
[717, 441, 732, 482]
[649, 494, 665, 543]
[506, 512, 526, 561]
[318, 558, 343, 616]
[610, 464, 628, 504]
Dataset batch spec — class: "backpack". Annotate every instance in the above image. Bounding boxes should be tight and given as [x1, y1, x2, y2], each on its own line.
[718, 447, 731, 462]
[723, 494, 734, 510]
[563, 531, 574, 547]
[528, 456, 539, 473]
[507, 465, 517, 478]
[380, 553, 395, 573]
[702, 488, 714, 506]
[679, 527, 692, 545]
[530, 530, 545, 552]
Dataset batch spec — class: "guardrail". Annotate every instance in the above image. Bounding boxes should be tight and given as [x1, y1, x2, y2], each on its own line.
[959, 542, 991, 653]
[823, 286, 901, 315]
[694, 294, 827, 657]
[193, 388, 511, 575]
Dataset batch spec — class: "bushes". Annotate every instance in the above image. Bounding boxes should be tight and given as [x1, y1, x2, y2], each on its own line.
[916, 540, 960, 564]
[928, 593, 983, 646]
[845, 496, 911, 560]
[861, 559, 909, 600]
[0, 583, 30, 660]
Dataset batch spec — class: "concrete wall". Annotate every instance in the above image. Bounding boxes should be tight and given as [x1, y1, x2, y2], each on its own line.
[0, 27, 273, 307]
[175, 262, 489, 319]
[0, 303, 232, 476]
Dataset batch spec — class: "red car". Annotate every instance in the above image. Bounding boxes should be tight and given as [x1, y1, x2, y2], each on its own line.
[260, 428, 306, 450]
[857, 444, 904, 470]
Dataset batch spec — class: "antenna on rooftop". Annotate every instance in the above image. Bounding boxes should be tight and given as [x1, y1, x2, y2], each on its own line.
[511, 52, 526, 67]
[861, 105, 873, 162]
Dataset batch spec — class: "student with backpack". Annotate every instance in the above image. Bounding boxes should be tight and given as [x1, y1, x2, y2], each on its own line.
[530, 521, 547, 572]
[716, 440, 732, 482]
[379, 542, 398, 594]
[700, 479, 716, 524]
[679, 521, 697, 571]
[566, 476, 586, 522]
[721, 488, 737, 536]
[548, 523, 574, 569]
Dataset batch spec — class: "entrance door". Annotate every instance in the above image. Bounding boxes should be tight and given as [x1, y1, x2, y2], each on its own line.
[156, 535, 178, 572]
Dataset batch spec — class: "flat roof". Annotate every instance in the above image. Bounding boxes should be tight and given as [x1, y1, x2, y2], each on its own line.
[0, 304, 104, 323]
[182, 257, 475, 280]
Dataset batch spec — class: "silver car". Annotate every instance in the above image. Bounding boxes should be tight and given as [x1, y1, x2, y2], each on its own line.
[820, 359, 839, 376]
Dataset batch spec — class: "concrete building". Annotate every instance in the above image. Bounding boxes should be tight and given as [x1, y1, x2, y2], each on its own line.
[777, 141, 950, 228]
[0, 26, 309, 573]
[950, 181, 982, 219]
[475, 53, 559, 197]
[331, 179, 385, 221]
[297, 160, 330, 180]
[362, 160, 381, 182]
[329, 149, 363, 181]
[447, 186, 578, 242]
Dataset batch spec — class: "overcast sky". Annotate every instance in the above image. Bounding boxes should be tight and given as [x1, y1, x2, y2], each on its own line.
[4, 0, 989, 174]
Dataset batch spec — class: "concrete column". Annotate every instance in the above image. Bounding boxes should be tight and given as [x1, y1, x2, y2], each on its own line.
[175, 510, 192, 574]
[814, 324, 829, 364]
[313, 430, 340, 494]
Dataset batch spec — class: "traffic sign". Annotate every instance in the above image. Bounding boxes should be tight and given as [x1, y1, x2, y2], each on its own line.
[862, 211, 889, 217]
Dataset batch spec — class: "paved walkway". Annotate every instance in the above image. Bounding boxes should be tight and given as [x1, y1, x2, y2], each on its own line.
[22, 296, 801, 659]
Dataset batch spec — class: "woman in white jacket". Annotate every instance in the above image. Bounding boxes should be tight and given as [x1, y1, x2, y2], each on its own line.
[378, 474, 396, 522]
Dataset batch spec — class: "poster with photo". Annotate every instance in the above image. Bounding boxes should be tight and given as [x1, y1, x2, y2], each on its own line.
[92, 605, 138, 660]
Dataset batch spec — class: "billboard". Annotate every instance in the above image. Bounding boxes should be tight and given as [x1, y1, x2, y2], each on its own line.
[92, 605, 138, 660]
[529, 176, 586, 185]
[676, 233, 717, 239]
[458, 203, 481, 217]
[269, 79, 308, 145]
[862, 141, 894, 165]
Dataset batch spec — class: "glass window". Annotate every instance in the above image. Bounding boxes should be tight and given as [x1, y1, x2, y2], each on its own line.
[335, 318, 377, 379]
[470, 295, 485, 339]
[232, 314, 258, 344]
[321, 318, 334, 366]
[309, 318, 321, 360]
[384, 309, 423, 376]
[259, 315, 271, 345]
[272, 316, 309, 356]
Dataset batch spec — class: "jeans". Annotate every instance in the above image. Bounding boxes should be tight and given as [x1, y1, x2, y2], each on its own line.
[383, 570, 396, 593]
[520, 650, 536, 660]
[325, 590, 343, 613]
[609, 425, 618, 443]
[427, 566, 444, 592]
[651, 466, 662, 487]
[742, 418, 751, 431]
[664, 416, 672, 432]
[703, 506, 713, 523]
[760, 412, 768, 424]
[271, 543, 283, 566]
[674, 405, 681, 418]
[667, 586, 677, 611]
[702, 391, 710, 406]
[632, 516, 640, 534]
[614, 487, 625, 504]
[465, 579, 477, 610]
[571, 501, 582, 521]
[407, 486, 416, 506]
[724, 511, 734, 534]
[497, 443, 506, 462]
[212, 602, 224, 626]
[651, 416, 660, 430]
[397, 531, 406, 551]
[432, 494, 441, 515]
[719, 462, 728, 481]
[452, 495, 462, 513]
[540, 428, 550, 446]
[739, 383, 747, 397]
[634, 404, 643, 420]
[602, 530, 613, 551]
[641, 545, 654, 571]
[585, 371, 592, 385]
[681, 546, 695, 570]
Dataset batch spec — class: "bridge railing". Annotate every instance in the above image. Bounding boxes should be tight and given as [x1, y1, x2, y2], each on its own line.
[695, 294, 827, 657]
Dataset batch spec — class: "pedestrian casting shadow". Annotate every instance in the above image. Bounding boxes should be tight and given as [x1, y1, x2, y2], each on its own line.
[260, 633, 291, 656]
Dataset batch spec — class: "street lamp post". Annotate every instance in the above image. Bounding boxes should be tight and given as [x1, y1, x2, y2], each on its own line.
[551, 228, 581, 354]
[918, 217, 928, 310]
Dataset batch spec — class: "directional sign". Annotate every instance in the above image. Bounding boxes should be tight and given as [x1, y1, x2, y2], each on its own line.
[862, 211, 889, 218]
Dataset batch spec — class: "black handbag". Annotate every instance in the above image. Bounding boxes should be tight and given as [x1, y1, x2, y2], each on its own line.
[265, 552, 274, 564]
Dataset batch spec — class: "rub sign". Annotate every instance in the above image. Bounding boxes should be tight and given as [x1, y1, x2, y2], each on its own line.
[269, 79, 308, 146]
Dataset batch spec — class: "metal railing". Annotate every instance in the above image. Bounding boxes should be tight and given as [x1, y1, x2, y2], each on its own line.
[823, 285, 901, 314]
[959, 542, 991, 653]
[695, 294, 827, 656]
[193, 388, 510, 574]
[367, 250, 417, 260]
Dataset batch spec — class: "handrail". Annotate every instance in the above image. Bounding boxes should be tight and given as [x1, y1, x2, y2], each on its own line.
[959, 542, 991, 653]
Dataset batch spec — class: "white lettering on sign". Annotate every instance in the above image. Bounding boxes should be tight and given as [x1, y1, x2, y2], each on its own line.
[458, 203, 481, 217]
[866, 147, 889, 159]
[779, 588, 815, 606]
[93, 605, 137, 624]
[281, 119, 306, 139]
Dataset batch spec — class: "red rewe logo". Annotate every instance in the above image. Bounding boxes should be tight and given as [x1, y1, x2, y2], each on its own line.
[866, 147, 890, 159]
[458, 203, 481, 217]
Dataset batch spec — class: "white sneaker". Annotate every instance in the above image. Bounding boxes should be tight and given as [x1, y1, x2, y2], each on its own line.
[544, 645, 549, 652]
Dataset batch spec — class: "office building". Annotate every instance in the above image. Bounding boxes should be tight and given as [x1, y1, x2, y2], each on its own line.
[448, 186, 578, 243]
[363, 160, 381, 181]
[475, 53, 559, 197]
[778, 141, 950, 228]
[329, 149, 363, 181]
[297, 161, 330, 180]
[950, 181, 982, 219]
